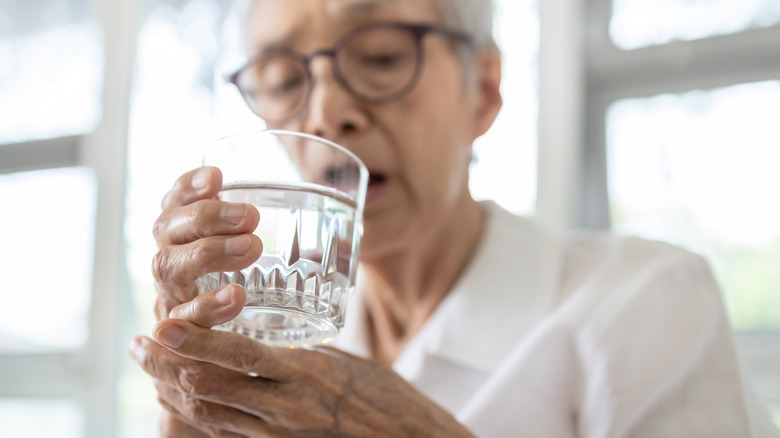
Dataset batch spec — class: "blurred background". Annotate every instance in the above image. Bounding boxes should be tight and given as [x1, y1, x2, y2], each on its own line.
[0, 0, 778, 436]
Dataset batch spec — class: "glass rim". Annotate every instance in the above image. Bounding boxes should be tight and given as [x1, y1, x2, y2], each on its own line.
[210, 129, 369, 207]
[215, 129, 368, 176]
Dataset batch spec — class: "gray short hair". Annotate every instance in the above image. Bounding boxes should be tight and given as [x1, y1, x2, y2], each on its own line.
[240, 0, 497, 50]
[431, 0, 498, 87]
[432, 0, 497, 51]
[234, 0, 498, 82]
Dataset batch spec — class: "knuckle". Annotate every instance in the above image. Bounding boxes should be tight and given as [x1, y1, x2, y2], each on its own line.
[177, 366, 208, 396]
[151, 248, 174, 282]
[183, 200, 217, 241]
[187, 200, 204, 227]
[180, 394, 211, 422]
[152, 215, 169, 244]
[189, 242, 211, 266]
[227, 341, 264, 372]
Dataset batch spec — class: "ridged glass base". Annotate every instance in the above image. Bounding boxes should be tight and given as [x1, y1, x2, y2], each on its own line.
[213, 306, 338, 347]
[197, 269, 349, 347]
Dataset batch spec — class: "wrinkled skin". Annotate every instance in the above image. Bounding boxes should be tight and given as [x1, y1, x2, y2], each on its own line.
[130, 283, 473, 437]
[133, 0, 503, 435]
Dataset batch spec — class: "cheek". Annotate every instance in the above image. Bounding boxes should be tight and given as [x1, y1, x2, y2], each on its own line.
[386, 103, 472, 207]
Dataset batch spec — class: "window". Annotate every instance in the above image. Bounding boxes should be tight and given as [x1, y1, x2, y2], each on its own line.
[0, 167, 96, 353]
[584, 0, 780, 426]
[610, 0, 780, 50]
[607, 80, 780, 331]
[0, 398, 84, 438]
[0, 0, 102, 143]
[0, 0, 134, 436]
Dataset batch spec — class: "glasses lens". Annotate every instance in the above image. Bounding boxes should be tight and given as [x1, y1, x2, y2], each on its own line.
[338, 26, 419, 100]
[236, 54, 308, 120]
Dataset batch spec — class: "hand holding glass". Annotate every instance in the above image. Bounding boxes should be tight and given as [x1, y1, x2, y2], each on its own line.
[197, 130, 368, 347]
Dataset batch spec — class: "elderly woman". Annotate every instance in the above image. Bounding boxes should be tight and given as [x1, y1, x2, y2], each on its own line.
[129, 0, 779, 436]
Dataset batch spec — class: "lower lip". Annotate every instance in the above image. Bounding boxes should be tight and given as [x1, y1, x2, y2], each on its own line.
[364, 179, 387, 205]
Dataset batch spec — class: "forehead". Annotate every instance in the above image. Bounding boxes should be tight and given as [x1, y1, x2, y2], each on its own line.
[248, 0, 442, 51]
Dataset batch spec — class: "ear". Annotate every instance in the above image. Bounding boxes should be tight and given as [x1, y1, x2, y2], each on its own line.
[469, 49, 503, 141]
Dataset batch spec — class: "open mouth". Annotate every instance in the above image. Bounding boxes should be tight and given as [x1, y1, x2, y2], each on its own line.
[365, 172, 388, 204]
[322, 166, 387, 202]
[368, 173, 386, 187]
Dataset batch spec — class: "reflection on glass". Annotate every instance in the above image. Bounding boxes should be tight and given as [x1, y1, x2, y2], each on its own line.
[611, 0, 780, 50]
[0, 167, 96, 352]
[0, 0, 102, 144]
[0, 398, 83, 437]
[607, 81, 780, 331]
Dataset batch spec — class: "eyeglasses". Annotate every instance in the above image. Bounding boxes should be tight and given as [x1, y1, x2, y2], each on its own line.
[227, 22, 471, 122]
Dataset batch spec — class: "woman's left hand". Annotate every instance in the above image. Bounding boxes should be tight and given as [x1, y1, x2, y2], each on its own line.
[129, 287, 474, 438]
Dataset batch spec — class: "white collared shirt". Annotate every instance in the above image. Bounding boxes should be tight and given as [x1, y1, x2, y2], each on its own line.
[333, 201, 779, 437]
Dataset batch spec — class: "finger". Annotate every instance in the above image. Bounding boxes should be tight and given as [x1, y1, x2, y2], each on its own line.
[153, 234, 263, 288]
[131, 336, 284, 434]
[129, 336, 251, 400]
[154, 199, 260, 248]
[160, 403, 251, 438]
[159, 411, 211, 438]
[150, 319, 291, 380]
[152, 233, 263, 314]
[169, 284, 246, 328]
[156, 381, 280, 438]
[162, 166, 222, 211]
[136, 334, 345, 436]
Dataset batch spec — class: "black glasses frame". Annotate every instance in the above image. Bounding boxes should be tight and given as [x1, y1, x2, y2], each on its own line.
[226, 21, 472, 122]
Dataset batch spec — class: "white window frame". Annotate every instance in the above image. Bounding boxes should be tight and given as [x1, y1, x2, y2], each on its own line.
[0, 0, 140, 436]
[538, 0, 780, 410]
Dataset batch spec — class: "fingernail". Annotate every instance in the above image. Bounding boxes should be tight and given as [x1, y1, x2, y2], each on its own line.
[155, 324, 188, 349]
[192, 168, 210, 194]
[222, 203, 247, 225]
[216, 286, 234, 306]
[226, 234, 251, 256]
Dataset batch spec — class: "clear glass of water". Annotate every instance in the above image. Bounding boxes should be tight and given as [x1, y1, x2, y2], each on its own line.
[198, 130, 368, 347]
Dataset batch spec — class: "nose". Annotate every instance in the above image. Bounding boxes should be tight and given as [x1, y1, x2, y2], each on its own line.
[301, 56, 369, 141]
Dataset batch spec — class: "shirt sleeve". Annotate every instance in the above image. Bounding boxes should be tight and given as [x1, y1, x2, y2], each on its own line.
[572, 237, 770, 437]
[459, 236, 779, 438]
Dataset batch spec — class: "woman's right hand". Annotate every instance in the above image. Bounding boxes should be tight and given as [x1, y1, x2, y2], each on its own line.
[151, 166, 262, 437]
[151, 166, 262, 322]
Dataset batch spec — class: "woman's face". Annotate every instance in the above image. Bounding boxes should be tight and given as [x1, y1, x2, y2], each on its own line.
[247, 0, 500, 260]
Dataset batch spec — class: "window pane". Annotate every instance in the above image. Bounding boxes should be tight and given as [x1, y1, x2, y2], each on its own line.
[0, 398, 83, 437]
[0, 167, 96, 352]
[607, 81, 780, 331]
[772, 402, 780, 428]
[0, 0, 102, 144]
[611, 0, 780, 50]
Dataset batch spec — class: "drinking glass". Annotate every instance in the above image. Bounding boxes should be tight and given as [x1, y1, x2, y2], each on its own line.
[197, 130, 368, 347]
